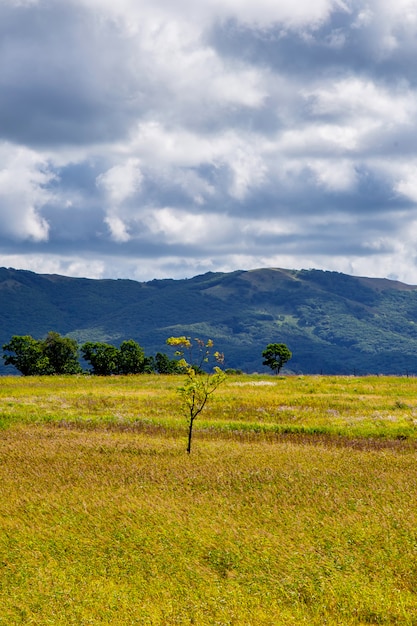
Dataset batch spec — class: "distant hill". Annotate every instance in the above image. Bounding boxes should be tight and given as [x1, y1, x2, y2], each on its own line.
[1, 266, 417, 375]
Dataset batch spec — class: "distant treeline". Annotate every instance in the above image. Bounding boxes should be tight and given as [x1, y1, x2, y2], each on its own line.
[2, 332, 185, 376]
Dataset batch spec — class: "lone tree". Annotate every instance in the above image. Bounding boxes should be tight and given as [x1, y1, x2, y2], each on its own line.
[262, 343, 292, 375]
[167, 336, 226, 454]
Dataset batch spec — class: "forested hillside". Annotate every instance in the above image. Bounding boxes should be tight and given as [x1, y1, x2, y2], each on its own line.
[1, 266, 417, 375]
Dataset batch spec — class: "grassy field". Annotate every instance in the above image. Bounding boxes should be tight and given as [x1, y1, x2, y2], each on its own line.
[1, 374, 417, 624]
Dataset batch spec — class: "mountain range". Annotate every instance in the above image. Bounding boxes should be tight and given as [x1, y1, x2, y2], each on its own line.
[1, 266, 417, 375]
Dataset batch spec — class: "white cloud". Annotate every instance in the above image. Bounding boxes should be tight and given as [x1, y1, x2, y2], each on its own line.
[394, 163, 417, 203]
[228, 146, 267, 199]
[0, 253, 106, 279]
[364, 0, 417, 56]
[304, 78, 417, 124]
[79, 0, 348, 30]
[279, 124, 360, 155]
[128, 123, 270, 200]
[0, 143, 53, 241]
[96, 158, 143, 242]
[142, 207, 236, 245]
[308, 159, 358, 192]
[104, 216, 131, 243]
[96, 159, 143, 206]
[129, 122, 216, 167]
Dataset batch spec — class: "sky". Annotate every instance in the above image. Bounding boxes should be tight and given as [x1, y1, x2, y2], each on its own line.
[1, 0, 417, 283]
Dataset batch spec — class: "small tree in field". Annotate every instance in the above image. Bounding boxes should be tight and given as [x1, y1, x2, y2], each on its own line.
[167, 336, 226, 454]
[262, 343, 292, 375]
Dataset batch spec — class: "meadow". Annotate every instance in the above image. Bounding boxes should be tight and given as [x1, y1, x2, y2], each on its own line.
[1, 374, 417, 624]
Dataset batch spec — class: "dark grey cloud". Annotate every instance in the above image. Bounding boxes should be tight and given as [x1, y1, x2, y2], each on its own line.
[208, 7, 417, 87]
[0, 1, 143, 147]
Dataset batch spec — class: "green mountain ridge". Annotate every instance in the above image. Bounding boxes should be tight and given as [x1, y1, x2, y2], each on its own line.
[1, 266, 417, 375]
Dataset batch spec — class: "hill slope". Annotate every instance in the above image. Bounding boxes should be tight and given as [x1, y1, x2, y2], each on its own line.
[1, 266, 417, 374]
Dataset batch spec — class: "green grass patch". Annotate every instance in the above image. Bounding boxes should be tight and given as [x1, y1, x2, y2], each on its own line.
[2, 373, 417, 440]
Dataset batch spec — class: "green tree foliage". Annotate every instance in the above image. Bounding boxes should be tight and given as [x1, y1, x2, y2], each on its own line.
[3, 332, 81, 376]
[118, 339, 145, 374]
[167, 337, 226, 453]
[142, 355, 156, 373]
[81, 339, 147, 375]
[154, 352, 183, 374]
[2, 330, 224, 383]
[262, 342, 292, 374]
[3, 335, 51, 375]
[43, 331, 82, 374]
[81, 342, 120, 376]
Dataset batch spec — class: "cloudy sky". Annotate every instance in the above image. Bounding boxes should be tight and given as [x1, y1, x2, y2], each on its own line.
[1, 0, 417, 282]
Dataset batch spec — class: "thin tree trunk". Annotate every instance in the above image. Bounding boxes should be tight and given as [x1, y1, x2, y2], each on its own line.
[187, 417, 194, 454]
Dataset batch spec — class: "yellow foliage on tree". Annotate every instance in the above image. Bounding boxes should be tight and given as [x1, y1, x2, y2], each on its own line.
[166, 336, 226, 453]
